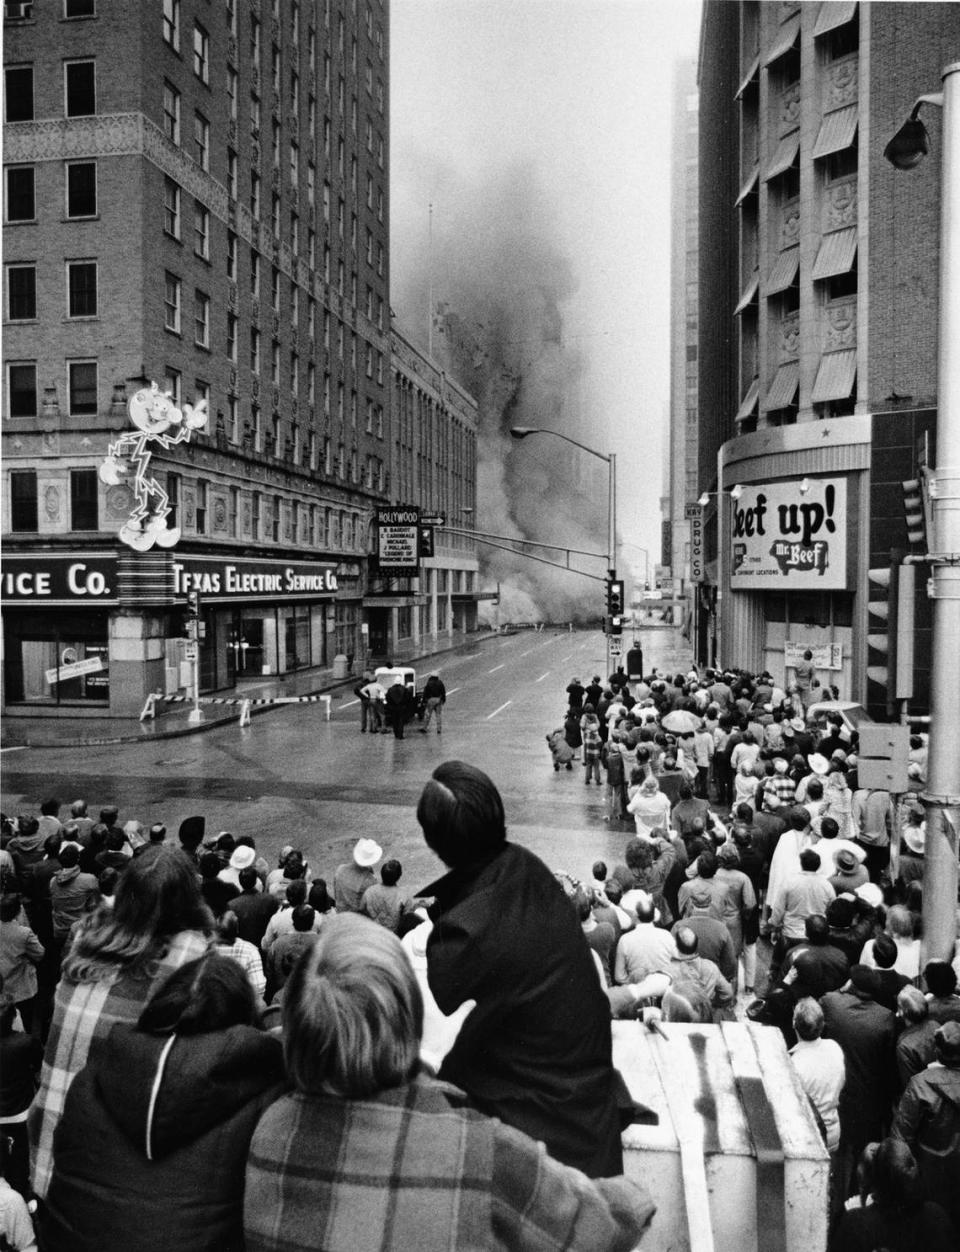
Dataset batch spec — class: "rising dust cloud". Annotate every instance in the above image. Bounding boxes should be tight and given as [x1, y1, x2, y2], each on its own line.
[395, 162, 611, 624]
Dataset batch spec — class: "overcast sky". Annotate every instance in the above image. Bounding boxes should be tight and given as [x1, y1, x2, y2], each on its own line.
[390, 0, 703, 587]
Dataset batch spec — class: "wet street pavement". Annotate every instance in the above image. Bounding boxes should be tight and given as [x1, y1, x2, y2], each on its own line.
[2, 626, 694, 893]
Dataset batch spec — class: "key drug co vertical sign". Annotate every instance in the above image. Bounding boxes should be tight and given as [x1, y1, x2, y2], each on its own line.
[729, 478, 848, 590]
[374, 506, 421, 577]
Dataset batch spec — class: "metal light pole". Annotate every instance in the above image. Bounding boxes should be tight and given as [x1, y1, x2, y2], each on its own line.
[510, 427, 617, 671]
[886, 64, 960, 962]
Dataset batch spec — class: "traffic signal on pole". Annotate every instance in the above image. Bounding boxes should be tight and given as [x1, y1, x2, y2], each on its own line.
[902, 479, 927, 547]
[606, 578, 624, 617]
[186, 591, 200, 618]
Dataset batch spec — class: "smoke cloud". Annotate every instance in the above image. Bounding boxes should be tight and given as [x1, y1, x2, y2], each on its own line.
[394, 161, 609, 623]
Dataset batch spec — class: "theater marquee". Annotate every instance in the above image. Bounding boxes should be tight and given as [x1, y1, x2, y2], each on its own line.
[729, 478, 848, 590]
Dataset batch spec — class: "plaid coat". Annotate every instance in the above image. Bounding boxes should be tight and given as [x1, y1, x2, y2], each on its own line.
[28, 928, 211, 1198]
[244, 1080, 654, 1252]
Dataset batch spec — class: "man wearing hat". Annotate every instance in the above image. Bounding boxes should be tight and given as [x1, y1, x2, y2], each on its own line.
[893, 1019, 960, 1229]
[828, 846, 869, 895]
[821, 966, 898, 1203]
[333, 838, 382, 914]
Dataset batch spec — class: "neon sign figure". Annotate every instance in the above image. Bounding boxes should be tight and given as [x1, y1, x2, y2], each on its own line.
[100, 383, 208, 552]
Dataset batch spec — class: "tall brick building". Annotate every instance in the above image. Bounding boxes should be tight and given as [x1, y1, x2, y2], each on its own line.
[2, 0, 477, 718]
[694, 0, 960, 717]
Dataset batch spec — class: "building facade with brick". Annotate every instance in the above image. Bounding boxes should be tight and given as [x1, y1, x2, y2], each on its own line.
[695, 0, 958, 718]
[2, 0, 478, 719]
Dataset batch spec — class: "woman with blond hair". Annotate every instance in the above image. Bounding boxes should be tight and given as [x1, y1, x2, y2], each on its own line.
[244, 914, 654, 1252]
[28, 844, 213, 1198]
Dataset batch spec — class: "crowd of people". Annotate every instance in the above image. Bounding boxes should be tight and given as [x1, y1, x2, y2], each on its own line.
[545, 660, 958, 1246]
[1, 766, 658, 1251]
[0, 651, 956, 1250]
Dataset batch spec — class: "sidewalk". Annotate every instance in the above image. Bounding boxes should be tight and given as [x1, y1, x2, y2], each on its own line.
[0, 631, 507, 751]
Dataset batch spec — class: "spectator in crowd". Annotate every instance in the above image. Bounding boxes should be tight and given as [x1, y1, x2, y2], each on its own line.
[924, 961, 960, 1025]
[244, 913, 655, 1251]
[261, 880, 322, 955]
[626, 775, 672, 841]
[671, 884, 736, 987]
[199, 850, 239, 919]
[860, 904, 920, 982]
[867, 933, 911, 1012]
[576, 889, 616, 986]
[216, 910, 266, 1002]
[829, 1138, 957, 1252]
[48, 843, 99, 957]
[0, 1134, 36, 1252]
[333, 839, 381, 913]
[230, 866, 278, 949]
[0, 894, 44, 1036]
[41, 953, 284, 1252]
[0, 991, 42, 1198]
[266, 905, 318, 1000]
[892, 1020, 960, 1230]
[362, 859, 408, 932]
[896, 985, 939, 1092]
[417, 761, 625, 1178]
[821, 965, 898, 1207]
[28, 844, 214, 1199]
[665, 927, 735, 1020]
[789, 997, 845, 1154]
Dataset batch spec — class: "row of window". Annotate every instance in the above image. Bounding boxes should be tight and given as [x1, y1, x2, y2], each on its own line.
[6, 260, 97, 321]
[9, 467, 98, 532]
[4, 59, 96, 123]
[6, 360, 94, 419]
[5, 160, 96, 221]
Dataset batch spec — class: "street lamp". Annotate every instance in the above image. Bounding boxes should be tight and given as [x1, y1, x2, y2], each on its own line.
[698, 484, 743, 507]
[510, 426, 617, 666]
[884, 63, 960, 964]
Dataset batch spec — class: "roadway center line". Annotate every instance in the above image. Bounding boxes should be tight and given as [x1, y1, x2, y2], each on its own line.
[535, 672, 551, 683]
[487, 700, 512, 719]
[340, 698, 359, 709]
[0, 746, 27, 754]
[488, 664, 505, 673]
[446, 687, 461, 695]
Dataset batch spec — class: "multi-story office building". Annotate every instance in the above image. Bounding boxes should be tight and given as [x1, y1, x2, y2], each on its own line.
[664, 57, 699, 631]
[2, 0, 478, 719]
[696, 0, 960, 718]
[381, 327, 479, 657]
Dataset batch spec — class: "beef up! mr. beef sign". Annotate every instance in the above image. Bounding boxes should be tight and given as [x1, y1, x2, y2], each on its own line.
[729, 478, 847, 590]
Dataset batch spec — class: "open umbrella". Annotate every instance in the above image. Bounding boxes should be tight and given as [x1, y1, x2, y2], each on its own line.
[661, 709, 701, 735]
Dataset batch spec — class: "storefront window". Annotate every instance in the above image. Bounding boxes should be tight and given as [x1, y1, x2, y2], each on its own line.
[282, 605, 312, 670]
[4, 611, 109, 705]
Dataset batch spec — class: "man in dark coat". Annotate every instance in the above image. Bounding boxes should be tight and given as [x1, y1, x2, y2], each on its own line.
[893, 1020, 960, 1231]
[384, 680, 411, 739]
[418, 761, 623, 1179]
[821, 965, 898, 1203]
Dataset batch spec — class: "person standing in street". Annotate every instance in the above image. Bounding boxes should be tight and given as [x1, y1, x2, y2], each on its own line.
[419, 672, 446, 735]
[384, 678, 411, 739]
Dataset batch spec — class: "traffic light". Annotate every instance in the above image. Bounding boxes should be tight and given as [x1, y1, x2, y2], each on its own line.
[186, 591, 200, 618]
[902, 479, 927, 547]
[606, 578, 624, 617]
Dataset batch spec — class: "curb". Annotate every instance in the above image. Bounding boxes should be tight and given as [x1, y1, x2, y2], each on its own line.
[2, 630, 515, 751]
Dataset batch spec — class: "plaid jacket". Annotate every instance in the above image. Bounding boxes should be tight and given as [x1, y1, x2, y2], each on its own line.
[244, 1080, 654, 1252]
[28, 928, 210, 1199]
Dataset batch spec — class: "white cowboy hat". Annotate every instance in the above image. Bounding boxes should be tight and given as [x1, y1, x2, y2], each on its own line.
[808, 753, 830, 776]
[229, 845, 257, 871]
[353, 838, 383, 868]
[902, 824, 926, 856]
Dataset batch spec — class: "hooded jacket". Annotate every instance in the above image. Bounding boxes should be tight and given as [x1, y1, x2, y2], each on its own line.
[40, 1021, 285, 1252]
